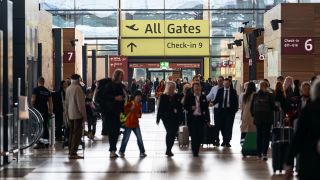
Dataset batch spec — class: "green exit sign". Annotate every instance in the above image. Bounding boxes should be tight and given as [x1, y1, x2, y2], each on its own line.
[160, 61, 169, 69]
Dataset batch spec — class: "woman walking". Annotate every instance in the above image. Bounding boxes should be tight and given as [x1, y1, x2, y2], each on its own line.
[157, 81, 183, 157]
[240, 82, 257, 144]
[184, 82, 211, 157]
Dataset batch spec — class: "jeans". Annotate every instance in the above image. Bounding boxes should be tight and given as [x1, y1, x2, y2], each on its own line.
[119, 127, 145, 153]
[87, 116, 97, 136]
[256, 123, 272, 156]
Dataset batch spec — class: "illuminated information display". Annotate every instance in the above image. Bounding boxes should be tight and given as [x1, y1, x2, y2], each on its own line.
[120, 20, 210, 56]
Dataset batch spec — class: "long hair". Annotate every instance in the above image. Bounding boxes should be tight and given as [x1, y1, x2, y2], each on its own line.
[243, 82, 256, 104]
[284, 76, 294, 91]
[112, 69, 124, 82]
[310, 79, 320, 101]
[163, 81, 176, 95]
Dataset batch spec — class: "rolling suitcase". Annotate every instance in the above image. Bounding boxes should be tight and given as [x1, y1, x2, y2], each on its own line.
[202, 125, 218, 146]
[147, 98, 155, 113]
[141, 101, 148, 113]
[178, 111, 189, 147]
[241, 132, 258, 157]
[272, 127, 293, 173]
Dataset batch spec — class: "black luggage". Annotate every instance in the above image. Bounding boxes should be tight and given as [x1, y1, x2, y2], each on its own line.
[202, 125, 218, 146]
[272, 126, 293, 173]
[147, 98, 155, 113]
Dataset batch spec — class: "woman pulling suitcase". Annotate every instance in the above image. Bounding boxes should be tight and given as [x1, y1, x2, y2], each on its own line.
[157, 81, 183, 157]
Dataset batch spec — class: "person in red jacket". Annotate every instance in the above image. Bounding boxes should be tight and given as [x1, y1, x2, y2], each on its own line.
[119, 90, 147, 158]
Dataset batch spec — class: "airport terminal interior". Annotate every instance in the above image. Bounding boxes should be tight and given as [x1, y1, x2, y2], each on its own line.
[1, 0, 320, 179]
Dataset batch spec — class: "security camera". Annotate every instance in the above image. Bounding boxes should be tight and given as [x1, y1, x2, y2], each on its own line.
[234, 39, 243, 46]
[271, 19, 283, 31]
[70, 39, 79, 47]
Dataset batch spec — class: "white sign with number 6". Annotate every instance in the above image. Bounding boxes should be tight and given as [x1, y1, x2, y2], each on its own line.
[305, 39, 313, 51]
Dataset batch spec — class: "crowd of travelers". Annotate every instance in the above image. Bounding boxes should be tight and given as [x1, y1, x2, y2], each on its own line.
[31, 71, 320, 179]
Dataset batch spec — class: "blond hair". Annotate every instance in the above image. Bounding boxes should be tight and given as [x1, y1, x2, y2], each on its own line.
[163, 81, 176, 95]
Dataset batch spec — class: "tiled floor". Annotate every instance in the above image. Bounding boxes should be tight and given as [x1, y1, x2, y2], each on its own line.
[1, 111, 296, 180]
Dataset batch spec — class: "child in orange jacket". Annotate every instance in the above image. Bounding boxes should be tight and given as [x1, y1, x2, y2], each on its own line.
[119, 90, 146, 158]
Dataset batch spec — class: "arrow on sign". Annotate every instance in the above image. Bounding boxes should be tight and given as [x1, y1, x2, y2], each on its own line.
[127, 42, 137, 52]
[126, 24, 139, 31]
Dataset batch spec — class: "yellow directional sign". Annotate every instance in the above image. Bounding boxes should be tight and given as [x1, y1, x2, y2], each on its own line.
[121, 38, 210, 56]
[120, 20, 210, 56]
[121, 20, 209, 37]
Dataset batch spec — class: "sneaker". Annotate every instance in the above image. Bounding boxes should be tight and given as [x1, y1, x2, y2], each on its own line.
[262, 155, 268, 161]
[140, 153, 147, 158]
[225, 143, 232, 148]
[110, 151, 119, 158]
[119, 151, 125, 158]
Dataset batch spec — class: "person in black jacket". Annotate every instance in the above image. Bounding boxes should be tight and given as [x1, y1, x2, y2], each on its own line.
[184, 82, 211, 157]
[102, 69, 126, 158]
[213, 78, 239, 147]
[157, 81, 183, 157]
[285, 79, 320, 180]
[53, 80, 68, 141]
[251, 81, 275, 161]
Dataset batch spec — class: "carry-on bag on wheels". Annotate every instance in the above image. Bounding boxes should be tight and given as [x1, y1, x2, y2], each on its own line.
[147, 98, 156, 113]
[272, 110, 293, 173]
[241, 132, 258, 157]
[178, 111, 189, 147]
[201, 125, 218, 146]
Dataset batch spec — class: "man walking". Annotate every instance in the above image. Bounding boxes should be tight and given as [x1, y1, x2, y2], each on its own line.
[206, 76, 224, 146]
[213, 78, 238, 147]
[65, 74, 87, 159]
[32, 77, 53, 149]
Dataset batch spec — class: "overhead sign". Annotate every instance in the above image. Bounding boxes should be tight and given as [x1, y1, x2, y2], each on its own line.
[281, 37, 315, 55]
[170, 63, 200, 69]
[129, 63, 160, 68]
[108, 56, 128, 81]
[120, 20, 210, 56]
[160, 62, 169, 69]
[63, 51, 75, 63]
[121, 38, 210, 56]
[121, 20, 209, 37]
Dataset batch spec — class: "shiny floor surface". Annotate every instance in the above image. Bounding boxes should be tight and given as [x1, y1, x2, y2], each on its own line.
[1, 111, 296, 180]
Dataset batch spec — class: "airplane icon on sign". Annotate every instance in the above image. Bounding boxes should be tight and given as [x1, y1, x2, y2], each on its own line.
[126, 24, 139, 31]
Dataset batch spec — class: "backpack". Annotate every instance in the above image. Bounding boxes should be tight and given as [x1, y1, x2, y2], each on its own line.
[253, 92, 272, 113]
[93, 78, 112, 112]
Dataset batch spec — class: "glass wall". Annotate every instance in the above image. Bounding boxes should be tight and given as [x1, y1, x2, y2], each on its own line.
[40, 0, 320, 75]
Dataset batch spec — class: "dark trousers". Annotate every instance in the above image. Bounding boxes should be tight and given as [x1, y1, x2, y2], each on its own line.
[106, 113, 121, 152]
[213, 108, 221, 142]
[162, 119, 179, 153]
[101, 114, 108, 135]
[87, 116, 97, 136]
[55, 110, 63, 138]
[188, 116, 204, 156]
[68, 119, 83, 155]
[256, 123, 271, 156]
[41, 112, 49, 141]
[217, 109, 235, 143]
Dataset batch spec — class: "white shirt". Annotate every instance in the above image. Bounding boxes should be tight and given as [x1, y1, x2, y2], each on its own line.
[193, 95, 202, 116]
[223, 88, 230, 108]
[207, 85, 221, 108]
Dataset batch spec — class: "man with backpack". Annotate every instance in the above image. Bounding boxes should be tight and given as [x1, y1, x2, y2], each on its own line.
[251, 81, 275, 161]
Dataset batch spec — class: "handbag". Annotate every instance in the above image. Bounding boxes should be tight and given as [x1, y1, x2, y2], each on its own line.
[19, 96, 29, 120]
